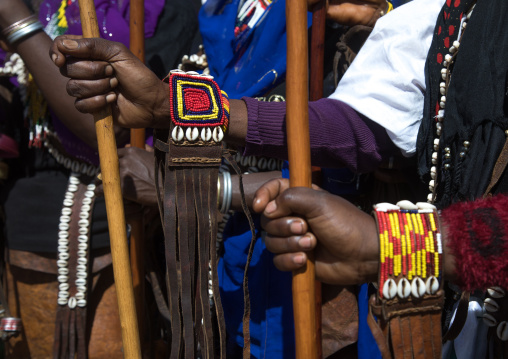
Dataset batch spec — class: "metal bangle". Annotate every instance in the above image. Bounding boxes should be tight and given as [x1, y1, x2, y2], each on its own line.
[220, 171, 231, 214]
[2, 15, 37, 37]
[6, 21, 44, 44]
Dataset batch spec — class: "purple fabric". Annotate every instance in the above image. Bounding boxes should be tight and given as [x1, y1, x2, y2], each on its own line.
[244, 97, 397, 173]
[37, 0, 164, 165]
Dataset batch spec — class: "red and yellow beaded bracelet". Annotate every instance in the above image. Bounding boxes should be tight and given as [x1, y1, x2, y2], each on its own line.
[373, 200, 443, 300]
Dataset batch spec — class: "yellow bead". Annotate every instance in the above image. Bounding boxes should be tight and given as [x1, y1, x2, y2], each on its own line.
[429, 213, 437, 231]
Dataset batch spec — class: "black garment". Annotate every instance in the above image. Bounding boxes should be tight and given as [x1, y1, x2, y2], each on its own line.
[417, 0, 508, 208]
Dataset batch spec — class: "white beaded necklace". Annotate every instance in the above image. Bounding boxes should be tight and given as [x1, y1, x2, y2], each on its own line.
[427, 5, 475, 203]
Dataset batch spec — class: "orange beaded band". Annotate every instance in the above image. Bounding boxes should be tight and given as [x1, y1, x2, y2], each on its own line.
[373, 200, 443, 300]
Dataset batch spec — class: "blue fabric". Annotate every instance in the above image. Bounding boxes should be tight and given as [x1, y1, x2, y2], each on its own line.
[357, 284, 382, 359]
[199, 0, 311, 99]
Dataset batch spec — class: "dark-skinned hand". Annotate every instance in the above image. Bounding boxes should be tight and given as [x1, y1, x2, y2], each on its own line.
[95, 146, 158, 206]
[252, 178, 379, 285]
[50, 36, 169, 129]
[307, 0, 389, 27]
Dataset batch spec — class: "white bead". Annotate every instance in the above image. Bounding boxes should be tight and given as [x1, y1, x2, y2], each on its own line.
[68, 184, 78, 192]
[453, 41, 460, 49]
[411, 277, 426, 298]
[432, 152, 438, 161]
[77, 299, 87, 308]
[78, 235, 88, 243]
[440, 82, 446, 89]
[201, 127, 212, 142]
[63, 199, 74, 207]
[396, 200, 418, 210]
[397, 278, 411, 299]
[82, 197, 92, 205]
[445, 54, 452, 62]
[449, 46, 456, 54]
[425, 276, 439, 295]
[484, 298, 499, 312]
[68, 297, 77, 309]
[488, 287, 506, 298]
[440, 87, 446, 95]
[382, 279, 397, 300]
[172, 126, 184, 142]
[497, 322, 508, 341]
[440, 101, 446, 109]
[429, 179, 435, 189]
[84, 191, 94, 198]
[58, 274, 69, 283]
[212, 127, 224, 142]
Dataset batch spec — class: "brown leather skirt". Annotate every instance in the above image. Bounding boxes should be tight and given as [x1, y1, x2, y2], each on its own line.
[4, 249, 123, 359]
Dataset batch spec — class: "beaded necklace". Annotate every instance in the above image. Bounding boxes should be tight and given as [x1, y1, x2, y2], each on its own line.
[427, 4, 475, 203]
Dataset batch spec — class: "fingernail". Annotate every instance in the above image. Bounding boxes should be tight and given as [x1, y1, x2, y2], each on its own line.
[298, 235, 312, 249]
[97, 173, 102, 181]
[294, 254, 306, 265]
[265, 201, 277, 214]
[51, 54, 57, 63]
[106, 93, 116, 103]
[62, 39, 78, 49]
[105, 65, 114, 76]
[290, 220, 303, 234]
[110, 77, 118, 88]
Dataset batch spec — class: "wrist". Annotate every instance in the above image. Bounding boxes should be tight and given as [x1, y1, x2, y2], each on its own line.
[0, 2, 32, 30]
[151, 80, 172, 129]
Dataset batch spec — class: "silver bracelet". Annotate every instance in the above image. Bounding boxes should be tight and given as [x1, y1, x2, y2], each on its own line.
[7, 21, 44, 44]
[220, 171, 232, 214]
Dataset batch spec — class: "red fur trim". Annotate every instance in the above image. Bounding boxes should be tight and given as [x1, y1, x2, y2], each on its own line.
[441, 194, 508, 291]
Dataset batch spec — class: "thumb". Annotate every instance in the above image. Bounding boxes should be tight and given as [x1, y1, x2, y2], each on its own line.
[51, 35, 127, 66]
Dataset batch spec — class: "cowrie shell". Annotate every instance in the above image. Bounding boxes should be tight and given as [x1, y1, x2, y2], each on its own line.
[82, 197, 92, 205]
[484, 298, 499, 313]
[483, 313, 497, 327]
[241, 155, 249, 167]
[382, 279, 397, 300]
[201, 127, 212, 142]
[59, 253, 69, 261]
[426, 276, 439, 295]
[170, 69, 184, 74]
[57, 260, 68, 268]
[58, 298, 68, 306]
[172, 126, 184, 142]
[212, 127, 224, 142]
[67, 184, 78, 192]
[57, 245, 69, 253]
[488, 287, 506, 299]
[497, 322, 508, 341]
[57, 275, 68, 283]
[61, 208, 72, 216]
[397, 278, 411, 299]
[77, 285, 87, 293]
[60, 215, 71, 223]
[58, 222, 70, 231]
[186, 71, 199, 76]
[69, 176, 80, 185]
[75, 292, 85, 300]
[84, 191, 94, 198]
[268, 158, 277, 171]
[58, 231, 69, 239]
[186, 127, 199, 141]
[57, 238, 69, 246]
[77, 299, 87, 308]
[78, 227, 88, 235]
[374, 203, 400, 211]
[75, 278, 86, 287]
[87, 183, 96, 191]
[68, 297, 77, 309]
[78, 235, 88, 243]
[58, 268, 69, 275]
[396, 200, 418, 210]
[59, 283, 69, 291]
[258, 157, 267, 170]
[411, 277, 426, 298]
[58, 291, 69, 298]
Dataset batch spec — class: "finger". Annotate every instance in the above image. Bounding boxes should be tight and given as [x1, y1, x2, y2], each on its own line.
[60, 58, 114, 80]
[262, 186, 326, 219]
[264, 233, 316, 254]
[66, 78, 117, 99]
[53, 36, 128, 62]
[50, 35, 81, 67]
[272, 252, 308, 272]
[73, 92, 116, 114]
[252, 178, 290, 213]
[261, 216, 309, 237]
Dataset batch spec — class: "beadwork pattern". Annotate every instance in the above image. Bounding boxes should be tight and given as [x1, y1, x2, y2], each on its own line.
[374, 201, 443, 300]
[169, 70, 229, 143]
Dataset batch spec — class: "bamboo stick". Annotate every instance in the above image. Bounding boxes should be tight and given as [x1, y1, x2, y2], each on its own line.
[77, 1, 141, 357]
[286, 0, 317, 358]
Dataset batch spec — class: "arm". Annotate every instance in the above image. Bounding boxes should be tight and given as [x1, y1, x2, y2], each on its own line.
[0, 0, 127, 149]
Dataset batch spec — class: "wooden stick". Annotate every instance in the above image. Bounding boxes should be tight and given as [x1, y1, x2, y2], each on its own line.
[77, 1, 141, 358]
[286, 0, 317, 358]
[309, 2, 326, 358]
[129, 0, 146, 352]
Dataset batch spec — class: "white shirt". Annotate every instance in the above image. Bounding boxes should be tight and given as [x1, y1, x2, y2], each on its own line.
[330, 0, 446, 156]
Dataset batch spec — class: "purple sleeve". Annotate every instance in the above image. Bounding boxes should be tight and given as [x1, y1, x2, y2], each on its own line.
[243, 97, 398, 173]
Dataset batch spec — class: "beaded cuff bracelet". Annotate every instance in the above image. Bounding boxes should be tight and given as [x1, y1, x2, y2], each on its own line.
[373, 200, 443, 300]
[168, 69, 229, 144]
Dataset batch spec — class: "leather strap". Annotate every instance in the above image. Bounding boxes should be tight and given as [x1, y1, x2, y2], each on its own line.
[484, 136, 508, 197]
[442, 290, 470, 342]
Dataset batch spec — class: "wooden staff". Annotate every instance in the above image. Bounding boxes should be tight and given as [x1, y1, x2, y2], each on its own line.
[309, 2, 326, 358]
[286, 0, 317, 358]
[77, 1, 141, 358]
[129, 0, 146, 351]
